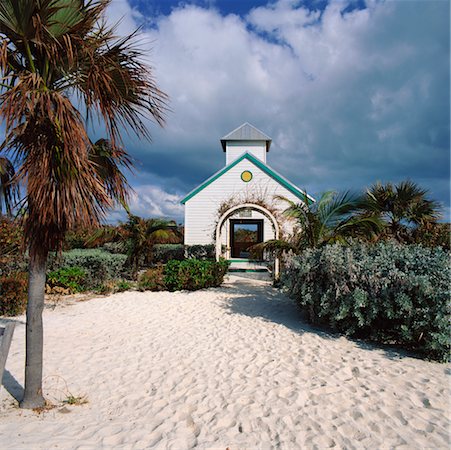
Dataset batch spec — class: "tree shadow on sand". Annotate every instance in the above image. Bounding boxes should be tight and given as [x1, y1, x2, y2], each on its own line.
[2, 369, 24, 402]
[218, 275, 337, 340]
[218, 275, 417, 362]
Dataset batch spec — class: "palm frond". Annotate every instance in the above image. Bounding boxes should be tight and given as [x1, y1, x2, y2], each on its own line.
[89, 138, 133, 206]
[0, 0, 168, 255]
[250, 239, 297, 258]
[0, 155, 19, 216]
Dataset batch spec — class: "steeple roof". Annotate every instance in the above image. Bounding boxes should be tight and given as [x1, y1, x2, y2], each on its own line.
[220, 122, 272, 152]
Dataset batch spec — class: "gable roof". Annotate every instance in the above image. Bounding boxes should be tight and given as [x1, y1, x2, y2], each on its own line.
[220, 122, 272, 152]
[180, 152, 314, 205]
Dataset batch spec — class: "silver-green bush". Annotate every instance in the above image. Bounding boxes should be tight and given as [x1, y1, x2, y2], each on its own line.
[48, 249, 127, 288]
[282, 242, 450, 361]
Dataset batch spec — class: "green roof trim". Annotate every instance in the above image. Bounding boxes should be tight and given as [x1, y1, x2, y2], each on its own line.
[180, 152, 314, 205]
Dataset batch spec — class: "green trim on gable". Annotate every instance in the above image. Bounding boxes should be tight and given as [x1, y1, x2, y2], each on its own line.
[180, 152, 313, 205]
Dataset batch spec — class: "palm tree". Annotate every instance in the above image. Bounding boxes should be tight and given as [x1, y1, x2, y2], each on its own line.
[0, 155, 18, 216]
[252, 191, 381, 257]
[364, 181, 441, 242]
[280, 191, 382, 250]
[0, 0, 167, 408]
[124, 215, 181, 277]
[86, 214, 181, 277]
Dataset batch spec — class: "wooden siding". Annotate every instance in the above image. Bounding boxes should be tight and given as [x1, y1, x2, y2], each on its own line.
[184, 158, 302, 245]
[225, 141, 266, 165]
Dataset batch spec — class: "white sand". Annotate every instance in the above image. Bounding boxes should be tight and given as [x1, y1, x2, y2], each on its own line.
[0, 275, 449, 450]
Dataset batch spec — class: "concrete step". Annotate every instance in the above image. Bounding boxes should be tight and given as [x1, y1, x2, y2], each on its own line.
[228, 259, 269, 272]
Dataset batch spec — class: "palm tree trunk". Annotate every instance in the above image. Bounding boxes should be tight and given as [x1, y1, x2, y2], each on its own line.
[19, 246, 47, 409]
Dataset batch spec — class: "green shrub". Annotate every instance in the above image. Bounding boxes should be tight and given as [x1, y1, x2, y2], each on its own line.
[48, 249, 127, 288]
[138, 266, 166, 291]
[116, 280, 133, 292]
[152, 244, 185, 264]
[282, 242, 450, 361]
[0, 272, 28, 316]
[47, 266, 86, 293]
[164, 259, 229, 291]
[186, 244, 215, 260]
[138, 259, 229, 292]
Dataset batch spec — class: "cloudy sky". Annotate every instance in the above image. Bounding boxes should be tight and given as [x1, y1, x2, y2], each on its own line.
[102, 0, 450, 223]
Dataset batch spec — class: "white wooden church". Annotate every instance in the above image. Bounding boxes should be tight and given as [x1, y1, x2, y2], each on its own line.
[181, 123, 313, 275]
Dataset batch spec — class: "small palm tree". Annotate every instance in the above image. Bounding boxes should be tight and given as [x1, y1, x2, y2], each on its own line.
[124, 215, 181, 277]
[0, 156, 18, 216]
[0, 0, 167, 408]
[252, 191, 381, 257]
[364, 180, 441, 241]
[280, 191, 381, 250]
[86, 214, 181, 277]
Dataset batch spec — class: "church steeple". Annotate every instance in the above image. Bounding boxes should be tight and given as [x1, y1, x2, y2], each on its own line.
[220, 122, 272, 165]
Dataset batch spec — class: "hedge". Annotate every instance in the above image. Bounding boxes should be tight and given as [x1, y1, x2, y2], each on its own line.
[282, 242, 450, 361]
[139, 259, 230, 292]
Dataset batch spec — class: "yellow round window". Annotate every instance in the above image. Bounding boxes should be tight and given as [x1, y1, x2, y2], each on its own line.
[241, 170, 253, 182]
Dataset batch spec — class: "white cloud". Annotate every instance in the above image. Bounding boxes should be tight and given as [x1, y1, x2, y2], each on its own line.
[102, 0, 449, 221]
[108, 184, 184, 223]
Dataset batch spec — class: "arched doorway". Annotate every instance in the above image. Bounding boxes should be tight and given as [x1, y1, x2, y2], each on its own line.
[215, 203, 280, 278]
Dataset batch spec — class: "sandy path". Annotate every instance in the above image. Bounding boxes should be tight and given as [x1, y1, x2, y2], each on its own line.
[0, 275, 449, 449]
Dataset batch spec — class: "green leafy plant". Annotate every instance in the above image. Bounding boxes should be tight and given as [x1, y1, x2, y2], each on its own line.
[282, 242, 450, 361]
[47, 267, 86, 294]
[164, 259, 229, 291]
[63, 395, 88, 406]
[116, 280, 133, 292]
[0, 272, 28, 316]
[138, 259, 230, 292]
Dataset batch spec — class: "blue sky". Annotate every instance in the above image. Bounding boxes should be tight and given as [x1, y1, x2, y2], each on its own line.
[101, 0, 449, 223]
